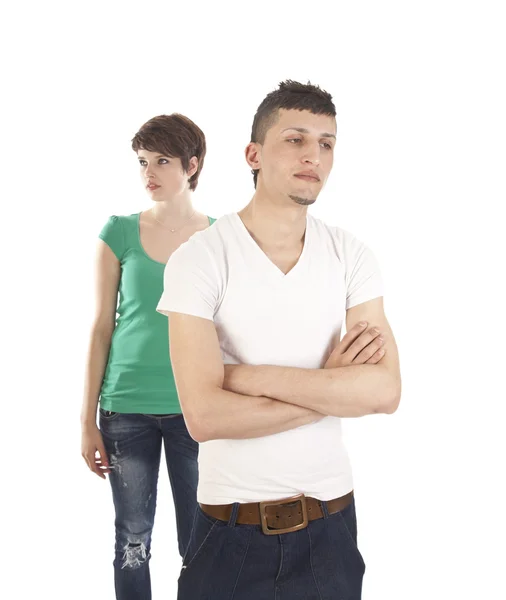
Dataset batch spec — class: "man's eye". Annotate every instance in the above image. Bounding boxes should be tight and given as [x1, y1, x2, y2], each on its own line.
[159, 158, 169, 164]
[287, 138, 302, 144]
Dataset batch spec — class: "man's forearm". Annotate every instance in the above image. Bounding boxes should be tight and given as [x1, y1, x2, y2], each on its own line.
[224, 364, 400, 417]
[182, 387, 324, 442]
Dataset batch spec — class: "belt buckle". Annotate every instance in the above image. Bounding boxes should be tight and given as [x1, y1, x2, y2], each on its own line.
[259, 493, 309, 536]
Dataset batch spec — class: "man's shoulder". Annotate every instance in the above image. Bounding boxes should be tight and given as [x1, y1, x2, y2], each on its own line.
[203, 213, 235, 235]
[185, 213, 234, 246]
[308, 214, 363, 250]
[169, 214, 235, 266]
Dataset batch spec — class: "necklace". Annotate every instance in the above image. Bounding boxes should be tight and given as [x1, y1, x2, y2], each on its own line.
[152, 209, 196, 233]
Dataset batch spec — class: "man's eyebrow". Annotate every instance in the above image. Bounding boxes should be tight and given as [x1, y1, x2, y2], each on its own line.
[281, 127, 336, 139]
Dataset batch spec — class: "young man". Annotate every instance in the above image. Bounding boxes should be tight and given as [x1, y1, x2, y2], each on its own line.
[157, 81, 401, 600]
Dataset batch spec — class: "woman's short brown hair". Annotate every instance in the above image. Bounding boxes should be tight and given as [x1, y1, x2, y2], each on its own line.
[131, 114, 206, 191]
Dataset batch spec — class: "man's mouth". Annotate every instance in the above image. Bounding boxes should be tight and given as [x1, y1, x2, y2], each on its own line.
[294, 171, 320, 182]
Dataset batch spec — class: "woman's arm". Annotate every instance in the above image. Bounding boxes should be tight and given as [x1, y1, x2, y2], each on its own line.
[80, 240, 120, 478]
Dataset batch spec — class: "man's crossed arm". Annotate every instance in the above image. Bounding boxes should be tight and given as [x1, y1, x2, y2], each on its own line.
[168, 297, 400, 443]
[223, 297, 401, 418]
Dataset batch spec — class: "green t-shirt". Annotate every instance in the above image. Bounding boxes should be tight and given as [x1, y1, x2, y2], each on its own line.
[98, 212, 216, 414]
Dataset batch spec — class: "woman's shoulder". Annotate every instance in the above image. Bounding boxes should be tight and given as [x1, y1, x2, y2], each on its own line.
[99, 213, 140, 259]
[109, 212, 140, 223]
[100, 212, 139, 228]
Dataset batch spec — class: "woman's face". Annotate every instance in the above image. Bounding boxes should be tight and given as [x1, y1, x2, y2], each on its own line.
[137, 149, 191, 201]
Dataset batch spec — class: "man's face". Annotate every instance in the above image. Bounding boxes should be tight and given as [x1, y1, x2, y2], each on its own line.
[251, 109, 336, 206]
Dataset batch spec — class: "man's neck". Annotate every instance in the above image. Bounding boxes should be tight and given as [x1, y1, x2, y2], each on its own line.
[238, 191, 308, 249]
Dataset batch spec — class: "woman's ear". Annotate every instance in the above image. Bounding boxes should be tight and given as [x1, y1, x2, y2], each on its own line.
[187, 156, 199, 179]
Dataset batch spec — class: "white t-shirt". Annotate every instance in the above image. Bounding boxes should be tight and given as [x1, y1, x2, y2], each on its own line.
[157, 212, 383, 504]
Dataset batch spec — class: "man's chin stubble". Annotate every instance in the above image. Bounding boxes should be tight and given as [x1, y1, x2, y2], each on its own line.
[289, 194, 316, 206]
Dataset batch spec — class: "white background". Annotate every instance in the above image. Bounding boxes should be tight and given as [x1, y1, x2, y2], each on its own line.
[2, 1, 505, 598]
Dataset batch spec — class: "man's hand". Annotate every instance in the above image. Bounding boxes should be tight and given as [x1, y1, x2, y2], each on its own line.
[324, 321, 385, 369]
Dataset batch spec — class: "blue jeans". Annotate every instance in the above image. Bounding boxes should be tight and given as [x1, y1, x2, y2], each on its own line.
[178, 497, 365, 600]
[99, 410, 199, 600]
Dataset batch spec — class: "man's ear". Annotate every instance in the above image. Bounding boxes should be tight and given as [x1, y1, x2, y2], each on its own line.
[245, 142, 261, 172]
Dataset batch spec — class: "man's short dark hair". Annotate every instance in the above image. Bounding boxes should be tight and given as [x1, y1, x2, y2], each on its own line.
[132, 114, 206, 191]
[250, 80, 336, 187]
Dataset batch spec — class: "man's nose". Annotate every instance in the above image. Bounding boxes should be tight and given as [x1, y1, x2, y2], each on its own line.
[302, 143, 320, 165]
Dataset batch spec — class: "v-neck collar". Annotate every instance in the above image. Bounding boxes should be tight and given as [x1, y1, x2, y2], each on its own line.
[230, 212, 311, 279]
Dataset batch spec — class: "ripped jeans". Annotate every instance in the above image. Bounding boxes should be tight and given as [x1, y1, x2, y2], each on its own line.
[99, 409, 199, 600]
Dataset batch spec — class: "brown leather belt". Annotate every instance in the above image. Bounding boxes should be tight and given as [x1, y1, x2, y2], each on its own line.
[200, 491, 353, 536]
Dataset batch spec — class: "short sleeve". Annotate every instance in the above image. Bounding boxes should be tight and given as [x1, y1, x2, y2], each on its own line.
[98, 216, 125, 261]
[345, 237, 383, 310]
[156, 239, 219, 321]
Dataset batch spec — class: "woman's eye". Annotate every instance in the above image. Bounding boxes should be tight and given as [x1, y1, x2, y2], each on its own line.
[139, 160, 147, 166]
[159, 158, 169, 164]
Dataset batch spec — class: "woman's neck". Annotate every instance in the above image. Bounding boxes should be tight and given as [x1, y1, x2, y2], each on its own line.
[151, 193, 194, 224]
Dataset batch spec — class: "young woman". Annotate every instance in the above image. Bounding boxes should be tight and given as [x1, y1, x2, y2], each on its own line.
[80, 114, 214, 600]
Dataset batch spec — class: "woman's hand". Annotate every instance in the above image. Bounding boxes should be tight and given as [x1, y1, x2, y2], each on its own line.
[81, 424, 111, 479]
